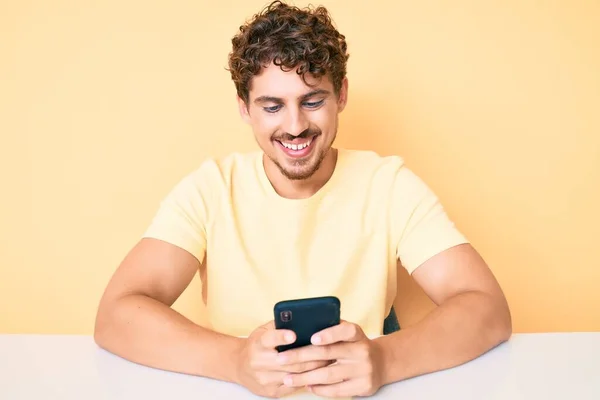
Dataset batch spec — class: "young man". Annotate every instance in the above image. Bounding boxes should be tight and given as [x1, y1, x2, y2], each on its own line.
[94, 1, 511, 398]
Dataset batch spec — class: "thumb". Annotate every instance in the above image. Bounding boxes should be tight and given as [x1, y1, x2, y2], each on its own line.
[257, 320, 275, 330]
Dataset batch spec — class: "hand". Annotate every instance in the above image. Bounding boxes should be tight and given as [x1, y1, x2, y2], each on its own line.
[234, 321, 333, 398]
[276, 321, 385, 398]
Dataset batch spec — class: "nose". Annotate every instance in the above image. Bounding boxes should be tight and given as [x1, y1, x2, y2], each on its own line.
[282, 107, 309, 137]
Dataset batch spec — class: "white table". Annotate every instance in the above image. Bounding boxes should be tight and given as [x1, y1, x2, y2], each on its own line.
[1, 333, 598, 399]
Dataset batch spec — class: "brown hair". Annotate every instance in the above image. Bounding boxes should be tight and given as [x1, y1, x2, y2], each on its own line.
[228, 0, 349, 104]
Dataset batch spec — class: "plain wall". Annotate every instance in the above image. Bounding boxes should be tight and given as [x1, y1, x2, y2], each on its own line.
[1, 0, 599, 334]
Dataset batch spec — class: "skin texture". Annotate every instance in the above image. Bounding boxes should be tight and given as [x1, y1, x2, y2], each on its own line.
[276, 243, 512, 397]
[94, 3, 510, 396]
[94, 64, 511, 398]
[237, 63, 348, 198]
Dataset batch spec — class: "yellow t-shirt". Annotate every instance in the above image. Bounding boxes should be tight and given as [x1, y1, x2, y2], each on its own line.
[143, 149, 468, 338]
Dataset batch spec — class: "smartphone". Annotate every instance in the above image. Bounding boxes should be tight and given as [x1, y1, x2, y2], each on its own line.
[273, 296, 341, 352]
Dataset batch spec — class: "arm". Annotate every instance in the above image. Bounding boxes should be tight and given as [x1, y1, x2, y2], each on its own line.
[95, 237, 330, 397]
[375, 242, 512, 384]
[275, 168, 510, 397]
[278, 242, 512, 397]
[93, 237, 244, 382]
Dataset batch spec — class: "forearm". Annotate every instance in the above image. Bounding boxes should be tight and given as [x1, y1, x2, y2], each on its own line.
[375, 290, 512, 384]
[94, 294, 244, 382]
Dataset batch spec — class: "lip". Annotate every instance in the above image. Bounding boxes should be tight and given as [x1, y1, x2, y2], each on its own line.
[275, 136, 317, 159]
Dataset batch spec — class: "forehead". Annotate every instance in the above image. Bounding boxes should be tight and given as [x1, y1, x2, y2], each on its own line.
[248, 63, 333, 101]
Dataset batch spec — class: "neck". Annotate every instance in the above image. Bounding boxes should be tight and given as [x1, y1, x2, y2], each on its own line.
[264, 148, 338, 199]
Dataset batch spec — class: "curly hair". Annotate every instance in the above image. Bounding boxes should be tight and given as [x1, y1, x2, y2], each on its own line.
[228, 1, 349, 104]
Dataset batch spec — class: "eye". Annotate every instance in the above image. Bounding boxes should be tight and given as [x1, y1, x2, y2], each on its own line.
[263, 105, 282, 113]
[303, 99, 324, 109]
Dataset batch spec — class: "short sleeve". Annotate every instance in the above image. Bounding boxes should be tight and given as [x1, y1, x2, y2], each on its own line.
[142, 165, 212, 263]
[393, 167, 469, 274]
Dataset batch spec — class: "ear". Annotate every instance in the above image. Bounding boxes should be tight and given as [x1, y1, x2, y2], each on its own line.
[337, 77, 349, 113]
[237, 95, 251, 124]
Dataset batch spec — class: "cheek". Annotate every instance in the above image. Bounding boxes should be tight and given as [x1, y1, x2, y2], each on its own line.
[252, 115, 279, 140]
[311, 109, 334, 131]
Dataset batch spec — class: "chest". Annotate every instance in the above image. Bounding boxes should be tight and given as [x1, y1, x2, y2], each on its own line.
[212, 192, 390, 271]
[201, 193, 396, 336]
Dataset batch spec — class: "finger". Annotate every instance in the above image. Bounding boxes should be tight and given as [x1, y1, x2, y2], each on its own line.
[281, 360, 333, 374]
[255, 371, 289, 386]
[249, 350, 329, 372]
[277, 343, 347, 365]
[251, 376, 301, 398]
[260, 328, 296, 349]
[309, 380, 363, 398]
[312, 320, 365, 345]
[253, 348, 333, 372]
[274, 385, 302, 398]
[257, 320, 275, 330]
[283, 364, 350, 388]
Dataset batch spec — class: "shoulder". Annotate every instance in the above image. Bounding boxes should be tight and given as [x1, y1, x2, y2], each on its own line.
[338, 148, 426, 191]
[338, 148, 405, 168]
[336, 148, 407, 180]
[337, 149, 451, 226]
[344, 148, 434, 185]
[159, 151, 260, 208]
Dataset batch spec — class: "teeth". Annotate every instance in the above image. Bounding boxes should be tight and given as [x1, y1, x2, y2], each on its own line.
[281, 139, 311, 151]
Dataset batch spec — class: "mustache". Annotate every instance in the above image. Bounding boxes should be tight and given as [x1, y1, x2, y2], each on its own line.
[273, 127, 321, 142]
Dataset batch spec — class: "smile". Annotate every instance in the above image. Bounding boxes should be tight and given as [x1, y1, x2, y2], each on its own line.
[275, 136, 316, 159]
[280, 139, 312, 151]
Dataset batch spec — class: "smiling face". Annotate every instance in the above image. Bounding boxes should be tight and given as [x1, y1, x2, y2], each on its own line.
[238, 63, 348, 181]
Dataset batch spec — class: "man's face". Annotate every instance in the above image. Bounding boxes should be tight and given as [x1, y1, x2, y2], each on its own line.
[238, 63, 348, 181]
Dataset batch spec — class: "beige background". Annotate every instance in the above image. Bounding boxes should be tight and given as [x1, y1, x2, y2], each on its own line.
[1, 0, 599, 334]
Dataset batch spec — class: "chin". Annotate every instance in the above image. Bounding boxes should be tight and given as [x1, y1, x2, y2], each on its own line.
[279, 163, 318, 181]
[265, 138, 331, 181]
[283, 170, 316, 181]
[280, 153, 327, 180]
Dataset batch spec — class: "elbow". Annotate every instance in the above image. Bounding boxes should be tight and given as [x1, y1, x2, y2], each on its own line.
[492, 296, 513, 344]
[93, 320, 107, 349]
[93, 317, 107, 350]
[475, 290, 512, 346]
[93, 302, 114, 350]
[501, 307, 513, 341]
[496, 316, 512, 345]
[93, 294, 139, 352]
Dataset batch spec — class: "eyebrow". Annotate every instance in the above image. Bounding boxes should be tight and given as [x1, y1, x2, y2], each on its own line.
[253, 89, 331, 104]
